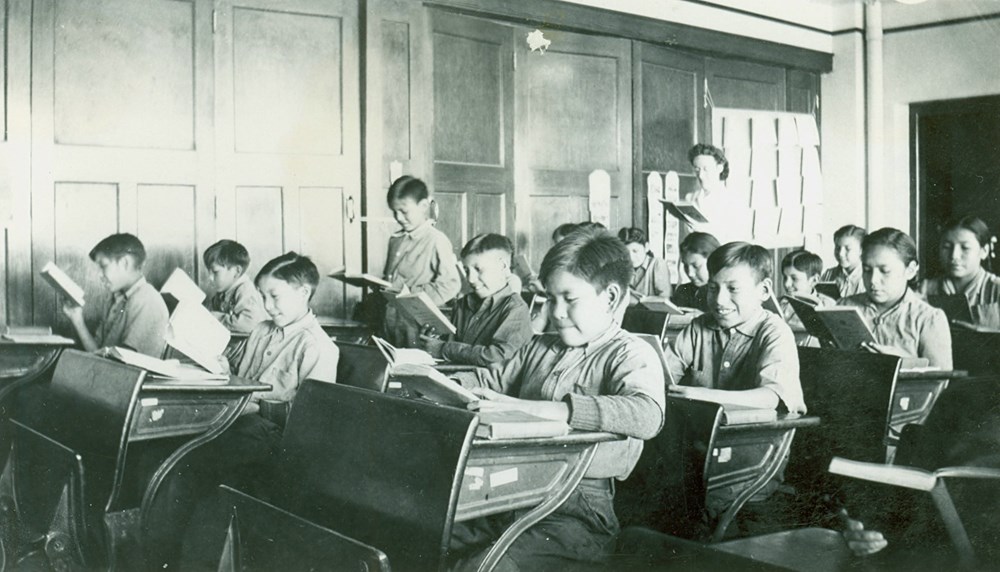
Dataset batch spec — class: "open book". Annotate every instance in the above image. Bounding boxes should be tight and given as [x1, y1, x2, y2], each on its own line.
[104, 346, 228, 381]
[2, 325, 75, 345]
[475, 410, 570, 440]
[814, 281, 841, 301]
[161, 267, 206, 306]
[394, 291, 457, 335]
[40, 262, 86, 307]
[372, 335, 437, 367]
[165, 301, 231, 375]
[638, 296, 689, 315]
[785, 297, 875, 350]
[762, 291, 783, 318]
[329, 267, 394, 290]
[926, 294, 973, 323]
[389, 362, 478, 407]
[660, 200, 708, 225]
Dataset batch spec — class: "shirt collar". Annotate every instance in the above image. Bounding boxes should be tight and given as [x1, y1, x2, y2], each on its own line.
[224, 273, 253, 294]
[704, 307, 769, 338]
[275, 311, 315, 337]
[116, 276, 147, 300]
[864, 288, 917, 317]
[465, 284, 513, 310]
[563, 323, 622, 356]
[638, 253, 654, 272]
[392, 220, 433, 239]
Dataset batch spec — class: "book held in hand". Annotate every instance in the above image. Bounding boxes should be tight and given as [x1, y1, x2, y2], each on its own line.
[389, 362, 479, 407]
[638, 296, 689, 315]
[372, 335, 438, 367]
[814, 281, 841, 301]
[926, 294, 973, 324]
[394, 291, 457, 335]
[660, 200, 708, 225]
[160, 268, 206, 305]
[785, 297, 875, 350]
[40, 262, 86, 307]
[329, 267, 394, 290]
[474, 410, 570, 440]
[165, 301, 231, 375]
[104, 346, 228, 382]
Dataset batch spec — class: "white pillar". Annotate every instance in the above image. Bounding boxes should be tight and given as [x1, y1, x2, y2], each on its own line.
[865, 0, 884, 229]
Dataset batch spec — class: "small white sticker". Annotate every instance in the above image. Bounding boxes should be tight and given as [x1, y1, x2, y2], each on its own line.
[464, 467, 484, 491]
[464, 467, 484, 477]
[718, 447, 732, 463]
[388, 381, 402, 389]
[899, 397, 910, 411]
[150, 408, 164, 422]
[489, 467, 519, 488]
[140, 398, 158, 407]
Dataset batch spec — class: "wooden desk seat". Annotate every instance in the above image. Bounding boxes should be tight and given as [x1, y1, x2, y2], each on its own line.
[238, 381, 478, 572]
[214, 485, 389, 572]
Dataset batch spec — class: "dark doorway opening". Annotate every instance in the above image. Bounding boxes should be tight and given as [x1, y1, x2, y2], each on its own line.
[911, 95, 1000, 278]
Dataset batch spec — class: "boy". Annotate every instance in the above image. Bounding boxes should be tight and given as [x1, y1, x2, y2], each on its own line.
[821, 224, 867, 297]
[449, 229, 666, 570]
[779, 249, 836, 346]
[417, 234, 532, 367]
[671, 231, 720, 311]
[63, 233, 169, 358]
[203, 239, 267, 334]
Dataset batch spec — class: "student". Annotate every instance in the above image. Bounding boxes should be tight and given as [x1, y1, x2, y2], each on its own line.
[449, 230, 665, 570]
[920, 215, 1000, 329]
[417, 234, 533, 367]
[145, 252, 339, 570]
[671, 231, 720, 311]
[552, 222, 579, 244]
[618, 227, 672, 304]
[839, 228, 953, 368]
[62, 233, 169, 358]
[383, 176, 461, 347]
[779, 249, 836, 346]
[821, 224, 867, 298]
[203, 239, 267, 334]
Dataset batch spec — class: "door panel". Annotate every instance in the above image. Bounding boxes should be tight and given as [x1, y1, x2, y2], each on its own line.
[706, 58, 786, 112]
[515, 29, 632, 270]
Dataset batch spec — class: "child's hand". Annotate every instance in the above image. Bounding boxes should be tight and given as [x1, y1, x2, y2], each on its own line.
[467, 387, 518, 411]
[860, 342, 907, 357]
[62, 301, 84, 323]
[841, 515, 888, 557]
[418, 333, 444, 358]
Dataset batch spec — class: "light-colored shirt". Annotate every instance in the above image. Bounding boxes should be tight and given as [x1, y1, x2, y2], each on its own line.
[237, 311, 339, 413]
[839, 289, 953, 369]
[383, 221, 461, 306]
[629, 253, 672, 303]
[208, 273, 267, 334]
[921, 268, 1000, 329]
[457, 327, 665, 480]
[97, 277, 169, 358]
[821, 265, 866, 298]
[441, 286, 533, 367]
[666, 309, 806, 415]
[684, 186, 748, 244]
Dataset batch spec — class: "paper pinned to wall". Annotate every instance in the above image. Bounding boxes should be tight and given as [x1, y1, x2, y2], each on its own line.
[751, 116, 777, 148]
[728, 178, 752, 209]
[753, 206, 781, 240]
[778, 205, 804, 239]
[725, 148, 751, 180]
[750, 147, 777, 181]
[751, 179, 776, 209]
[723, 116, 752, 149]
[588, 169, 611, 228]
[663, 171, 681, 268]
[646, 172, 665, 258]
[776, 177, 803, 207]
[777, 116, 800, 147]
[778, 147, 802, 179]
[389, 160, 403, 184]
[796, 116, 820, 147]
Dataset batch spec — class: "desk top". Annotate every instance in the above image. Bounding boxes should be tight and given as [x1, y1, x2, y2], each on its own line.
[898, 369, 967, 381]
[142, 374, 269, 393]
[717, 413, 821, 434]
[472, 430, 621, 449]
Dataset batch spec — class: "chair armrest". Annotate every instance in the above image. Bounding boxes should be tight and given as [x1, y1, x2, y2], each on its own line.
[828, 457, 937, 491]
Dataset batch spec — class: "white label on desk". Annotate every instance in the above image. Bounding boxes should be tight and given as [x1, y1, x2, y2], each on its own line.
[899, 397, 910, 411]
[716, 447, 732, 463]
[388, 381, 402, 390]
[140, 398, 158, 407]
[465, 467, 484, 491]
[151, 408, 164, 422]
[490, 467, 519, 488]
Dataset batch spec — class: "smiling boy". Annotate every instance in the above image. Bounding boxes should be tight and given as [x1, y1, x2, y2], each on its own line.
[418, 234, 532, 366]
[63, 233, 169, 357]
[449, 229, 665, 570]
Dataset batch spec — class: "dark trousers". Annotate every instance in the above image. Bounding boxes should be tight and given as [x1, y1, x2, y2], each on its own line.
[449, 479, 619, 572]
[143, 413, 282, 571]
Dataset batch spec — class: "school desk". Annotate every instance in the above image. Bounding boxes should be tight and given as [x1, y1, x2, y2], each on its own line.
[316, 315, 370, 343]
[457, 431, 623, 572]
[1, 349, 266, 570]
[890, 369, 968, 446]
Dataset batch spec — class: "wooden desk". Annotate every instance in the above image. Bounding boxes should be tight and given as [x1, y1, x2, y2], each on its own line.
[457, 431, 622, 572]
[316, 316, 370, 343]
[890, 369, 967, 444]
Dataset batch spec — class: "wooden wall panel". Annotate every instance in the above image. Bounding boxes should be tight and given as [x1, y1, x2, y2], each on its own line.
[235, 186, 285, 276]
[471, 193, 505, 237]
[298, 186, 346, 317]
[432, 191, 467, 250]
[136, 184, 197, 288]
[0, 0, 7, 142]
[382, 20, 412, 160]
[706, 58, 786, 112]
[231, 7, 342, 155]
[52, 0, 195, 149]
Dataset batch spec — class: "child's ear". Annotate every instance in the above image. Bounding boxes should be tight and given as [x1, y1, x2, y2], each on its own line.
[758, 277, 773, 300]
[604, 283, 623, 311]
[904, 260, 919, 281]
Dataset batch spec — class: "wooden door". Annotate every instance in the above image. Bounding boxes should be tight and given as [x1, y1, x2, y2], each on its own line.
[514, 29, 632, 270]
[214, 0, 361, 318]
[29, 0, 215, 330]
[431, 11, 514, 253]
[706, 58, 786, 143]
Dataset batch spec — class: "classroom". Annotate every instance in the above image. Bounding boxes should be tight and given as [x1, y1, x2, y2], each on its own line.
[0, 0, 998, 570]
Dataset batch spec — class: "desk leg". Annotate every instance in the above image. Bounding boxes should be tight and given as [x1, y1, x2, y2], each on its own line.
[475, 444, 598, 572]
[711, 429, 796, 544]
[137, 394, 253, 546]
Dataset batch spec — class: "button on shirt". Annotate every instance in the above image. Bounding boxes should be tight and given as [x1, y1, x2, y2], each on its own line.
[237, 311, 339, 413]
[383, 221, 461, 307]
[839, 289, 953, 369]
[440, 286, 533, 367]
[456, 327, 665, 480]
[666, 309, 806, 414]
[97, 277, 169, 358]
[208, 273, 267, 335]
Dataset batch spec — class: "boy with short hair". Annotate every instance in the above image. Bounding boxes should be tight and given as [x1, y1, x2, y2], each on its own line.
[203, 239, 267, 334]
[63, 233, 169, 357]
[449, 230, 666, 570]
[418, 233, 532, 367]
[779, 249, 836, 346]
[666, 241, 805, 414]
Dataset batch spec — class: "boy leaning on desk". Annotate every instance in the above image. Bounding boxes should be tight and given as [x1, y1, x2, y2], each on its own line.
[448, 228, 666, 571]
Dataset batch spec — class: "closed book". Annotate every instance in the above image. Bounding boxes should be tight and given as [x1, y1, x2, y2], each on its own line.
[659, 200, 708, 225]
[40, 262, 85, 307]
[638, 295, 687, 315]
[926, 294, 973, 323]
[475, 410, 570, 440]
[814, 306, 876, 350]
[329, 267, 394, 290]
[720, 403, 778, 425]
[393, 291, 457, 335]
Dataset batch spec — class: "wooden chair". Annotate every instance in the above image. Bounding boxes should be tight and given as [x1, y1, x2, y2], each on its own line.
[214, 485, 389, 572]
[240, 381, 478, 572]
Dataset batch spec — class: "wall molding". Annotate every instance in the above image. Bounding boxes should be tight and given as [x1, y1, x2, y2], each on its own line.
[885, 12, 1000, 35]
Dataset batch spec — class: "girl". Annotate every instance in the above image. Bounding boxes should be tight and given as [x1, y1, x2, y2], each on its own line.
[671, 231, 719, 311]
[839, 228, 952, 368]
[921, 216, 1000, 329]
[383, 176, 462, 346]
[821, 225, 867, 298]
[618, 227, 672, 304]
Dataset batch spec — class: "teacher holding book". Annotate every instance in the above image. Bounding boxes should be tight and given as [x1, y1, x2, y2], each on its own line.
[683, 143, 747, 244]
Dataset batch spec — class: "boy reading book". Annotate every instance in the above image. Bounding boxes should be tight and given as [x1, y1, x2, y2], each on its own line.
[145, 252, 339, 570]
[417, 234, 532, 367]
[671, 231, 720, 311]
[62, 233, 169, 358]
[203, 239, 267, 335]
[449, 229, 665, 570]
[618, 227, 672, 304]
[779, 249, 835, 346]
[821, 224, 867, 298]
